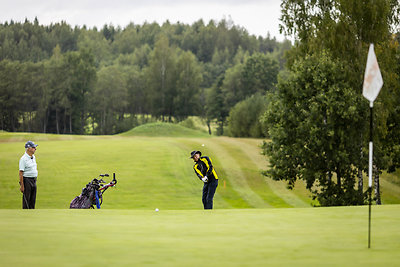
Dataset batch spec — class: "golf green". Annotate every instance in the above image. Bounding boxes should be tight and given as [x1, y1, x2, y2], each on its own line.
[0, 205, 399, 266]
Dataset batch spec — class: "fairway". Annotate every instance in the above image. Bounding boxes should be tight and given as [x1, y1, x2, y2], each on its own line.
[2, 128, 399, 210]
[0, 129, 314, 209]
[1, 205, 399, 266]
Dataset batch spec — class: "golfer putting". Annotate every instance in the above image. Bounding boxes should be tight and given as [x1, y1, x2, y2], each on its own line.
[190, 150, 218, 209]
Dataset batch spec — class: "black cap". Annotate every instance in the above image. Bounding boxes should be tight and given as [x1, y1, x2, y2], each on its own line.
[189, 150, 201, 158]
[25, 141, 38, 148]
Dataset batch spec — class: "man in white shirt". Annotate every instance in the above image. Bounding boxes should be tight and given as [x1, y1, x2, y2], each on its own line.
[19, 141, 39, 209]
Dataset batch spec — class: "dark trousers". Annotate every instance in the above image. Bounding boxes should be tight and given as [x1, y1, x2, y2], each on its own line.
[23, 177, 37, 209]
[202, 179, 218, 209]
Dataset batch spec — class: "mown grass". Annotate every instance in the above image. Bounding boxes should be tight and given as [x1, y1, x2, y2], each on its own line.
[120, 122, 209, 137]
[1, 125, 400, 266]
[0, 127, 312, 209]
[0, 205, 399, 266]
[1, 123, 399, 209]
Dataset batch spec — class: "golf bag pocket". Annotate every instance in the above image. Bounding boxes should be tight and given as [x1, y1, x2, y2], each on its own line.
[70, 185, 96, 209]
[70, 194, 92, 209]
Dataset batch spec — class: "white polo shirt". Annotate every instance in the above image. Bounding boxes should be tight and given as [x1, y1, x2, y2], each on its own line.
[19, 152, 38, 178]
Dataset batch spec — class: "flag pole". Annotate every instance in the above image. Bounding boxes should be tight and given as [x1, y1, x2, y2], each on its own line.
[362, 43, 383, 249]
[368, 102, 373, 249]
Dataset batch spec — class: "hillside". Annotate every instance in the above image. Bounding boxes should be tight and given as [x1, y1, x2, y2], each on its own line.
[0, 127, 399, 209]
[120, 122, 209, 137]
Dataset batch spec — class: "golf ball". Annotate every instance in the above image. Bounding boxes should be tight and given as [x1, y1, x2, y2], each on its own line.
[202, 144, 205, 146]
[155, 208, 159, 212]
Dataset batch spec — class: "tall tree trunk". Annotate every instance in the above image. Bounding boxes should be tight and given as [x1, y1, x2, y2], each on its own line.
[56, 108, 59, 134]
[43, 108, 50, 133]
[207, 120, 211, 135]
[63, 107, 67, 134]
[92, 113, 95, 135]
[22, 114, 26, 132]
[373, 164, 381, 205]
[69, 114, 72, 134]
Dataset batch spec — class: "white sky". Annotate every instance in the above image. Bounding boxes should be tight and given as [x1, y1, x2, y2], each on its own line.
[0, 0, 286, 40]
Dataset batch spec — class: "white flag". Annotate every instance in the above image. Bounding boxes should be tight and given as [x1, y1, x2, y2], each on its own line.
[363, 44, 383, 104]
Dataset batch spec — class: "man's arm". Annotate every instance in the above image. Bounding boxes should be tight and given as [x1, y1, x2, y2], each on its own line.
[203, 156, 214, 177]
[19, 170, 24, 193]
[193, 165, 204, 180]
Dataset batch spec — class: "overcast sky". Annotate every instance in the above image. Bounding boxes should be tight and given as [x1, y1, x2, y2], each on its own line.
[0, 0, 286, 40]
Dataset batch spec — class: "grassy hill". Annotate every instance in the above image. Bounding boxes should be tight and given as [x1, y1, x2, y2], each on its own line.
[0, 123, 399, 209]
[120, 122, 209, 137]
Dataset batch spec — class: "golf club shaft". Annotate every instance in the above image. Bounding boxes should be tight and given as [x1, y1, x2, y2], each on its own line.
[23, 193, 30, 209]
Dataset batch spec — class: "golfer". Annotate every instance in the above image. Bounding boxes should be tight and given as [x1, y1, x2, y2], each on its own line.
[190, 150, 219, 209]
[19, 141, 39, 209]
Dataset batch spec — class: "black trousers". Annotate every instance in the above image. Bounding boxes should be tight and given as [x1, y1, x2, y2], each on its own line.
[202, 179, 218, 209]
[23, 177, 37, 209]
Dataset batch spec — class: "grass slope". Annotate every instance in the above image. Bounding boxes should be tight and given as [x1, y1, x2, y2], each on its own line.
[120, 122, 209, 137]
[0, 123, 399, 209]
[1, 205, 399, 266]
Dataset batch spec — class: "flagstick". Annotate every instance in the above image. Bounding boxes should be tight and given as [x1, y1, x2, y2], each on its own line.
[363, 43, 383, 249]
[368, 102, 373, 249]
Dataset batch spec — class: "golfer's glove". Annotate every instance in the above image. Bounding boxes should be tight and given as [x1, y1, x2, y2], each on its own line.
[202, 176, 208, 182]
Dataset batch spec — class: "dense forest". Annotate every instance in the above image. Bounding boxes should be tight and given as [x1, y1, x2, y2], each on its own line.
[0, 17, 290, 135]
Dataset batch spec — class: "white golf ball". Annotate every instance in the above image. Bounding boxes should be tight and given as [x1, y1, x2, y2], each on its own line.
[202, 144, 205, 146]
[155, 208, 159, 212]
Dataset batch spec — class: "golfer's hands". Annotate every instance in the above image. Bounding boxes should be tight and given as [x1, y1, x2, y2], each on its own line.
[20, 183, 24, 193]
[202, 176, 208, 182]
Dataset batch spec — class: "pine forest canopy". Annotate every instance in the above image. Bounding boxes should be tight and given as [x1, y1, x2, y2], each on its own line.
[0, 18, 290, 135]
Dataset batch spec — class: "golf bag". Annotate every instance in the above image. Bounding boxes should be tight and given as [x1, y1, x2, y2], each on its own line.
[70, 173, 117, 209]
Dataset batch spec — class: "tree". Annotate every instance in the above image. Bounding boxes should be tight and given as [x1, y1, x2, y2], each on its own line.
[145, 35, 177, 120]
[64, 48, 96, 134]
[0, 60, 21, 131]
[262, 52, 365, 206]
[112, 23, 140, 54]
[90, 65, 128, 134]
[77, 28, 112, 67]
[220, 63, 244, 109]
[227, 93, 268, 138]
[174, 50, 203, 120]
[278, 0, 400, 204]
[241, 53, 279, 96]
[206, 77, 229, 135]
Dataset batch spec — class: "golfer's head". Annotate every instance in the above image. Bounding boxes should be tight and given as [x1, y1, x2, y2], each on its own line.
[190, 151, 201, 162]
[25, 141, 38, 154]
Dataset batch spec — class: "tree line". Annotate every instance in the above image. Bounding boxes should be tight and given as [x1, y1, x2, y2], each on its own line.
[0, 18, 290, 134]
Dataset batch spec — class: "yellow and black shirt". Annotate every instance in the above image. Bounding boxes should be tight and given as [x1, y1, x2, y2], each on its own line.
[193, 156, 219, 182]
